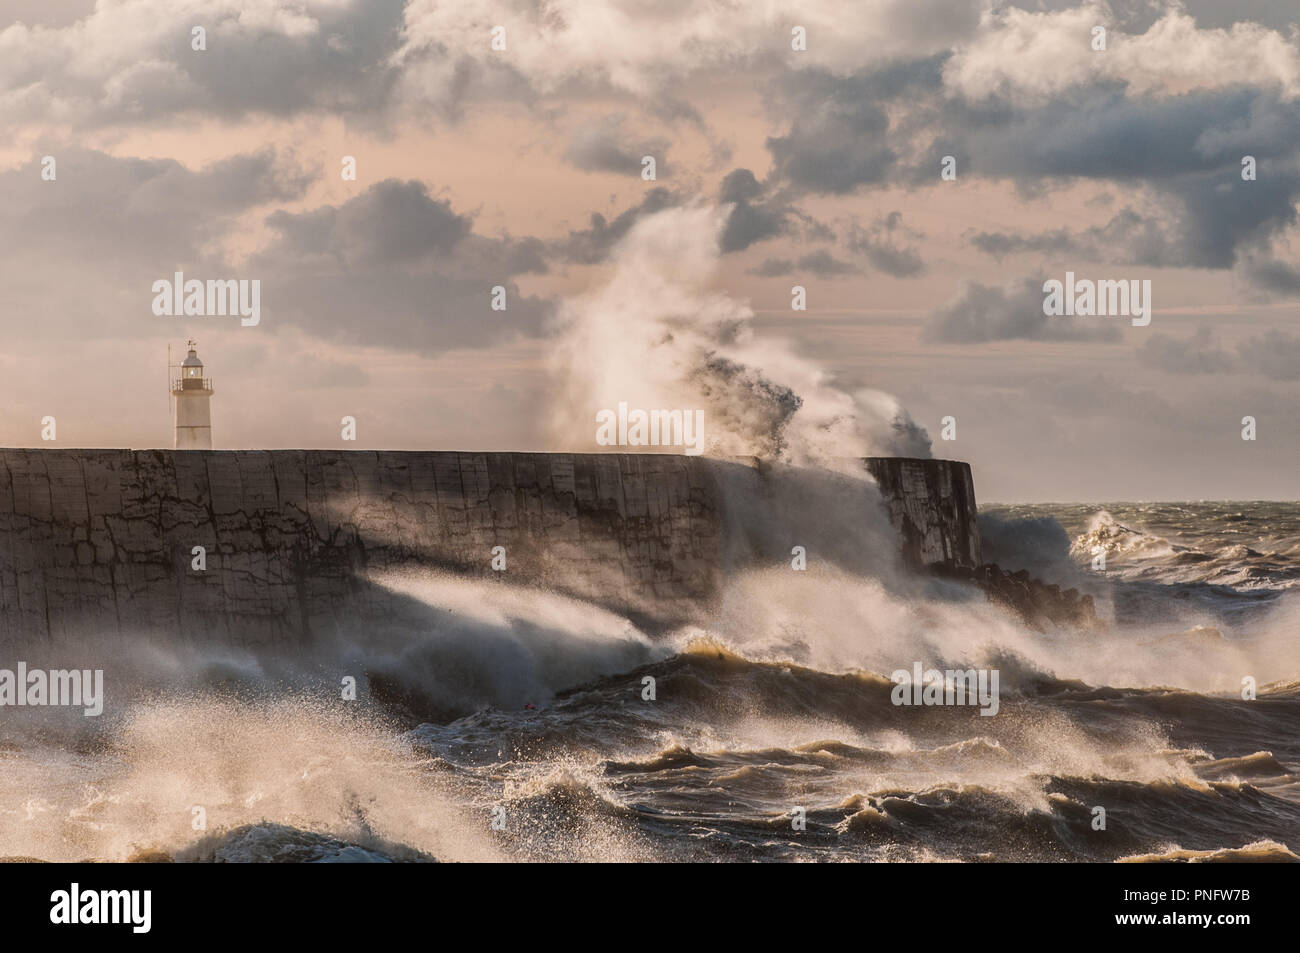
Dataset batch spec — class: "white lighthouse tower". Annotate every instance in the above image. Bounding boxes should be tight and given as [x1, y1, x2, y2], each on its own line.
[172, 340, 214, 449]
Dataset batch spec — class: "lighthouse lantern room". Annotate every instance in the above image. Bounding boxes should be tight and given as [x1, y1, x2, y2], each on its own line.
[172, 340, 214, 449]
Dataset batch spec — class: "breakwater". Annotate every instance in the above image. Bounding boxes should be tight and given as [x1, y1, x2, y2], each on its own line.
[0, 450, 980, 645]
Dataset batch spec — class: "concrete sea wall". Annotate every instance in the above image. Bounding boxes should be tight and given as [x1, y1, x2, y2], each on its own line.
[865, 457, 982, 571]
[0, 450, 980, 647]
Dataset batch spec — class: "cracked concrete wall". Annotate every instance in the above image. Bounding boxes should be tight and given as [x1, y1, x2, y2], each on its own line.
[865, 457, 982, 570]
[0, 450, 978, 647]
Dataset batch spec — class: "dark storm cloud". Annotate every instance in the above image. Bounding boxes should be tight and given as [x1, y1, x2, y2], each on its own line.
[253, 179, 552, 353]
[807, 250, 854, 276]
[717, 168, 833, 252]
[0, 147, 312, 340]
[2, 0, 408, 128]
[748, 250, 856, 278]
[846, 212, 925, 277]
[760, 57, 945, 195]
[0, 147, 311, 262]
[1156, 165, 1300, 269]
[749, 258, 796, 277]
[0, 152, 552, 353]
[982, 92, 1300, 267]
[969, 228, 1080, 261]
[764, 59, 1300, 272]
[763, 70, 903, 195]
[966, 164, 1300, 271]
[719, 169, 790, 251]
[1178, 0, 1300, 32]
[767, 63, 1300, 193]
[262, 180, 472, 266]
[552, 167, 828, 266]
[563, 114, 670, 176]
[945, 89, 1300, 268]
[968, 209, 1172, 266]
[552, 187, 684, 265]
[951, 90, 1296, 181]
[158, 0, 406, 121]
[1243, 259, 1300, 296]
[995, 0, 1296, 33]
[924, 277, 1121, 343]
[325, 182, 545, 280]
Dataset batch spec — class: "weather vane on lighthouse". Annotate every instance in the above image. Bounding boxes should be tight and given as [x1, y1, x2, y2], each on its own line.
[170, 341, 214, 449]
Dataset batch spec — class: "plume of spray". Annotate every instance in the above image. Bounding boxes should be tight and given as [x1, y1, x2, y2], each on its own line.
[547, 203, 931, 470]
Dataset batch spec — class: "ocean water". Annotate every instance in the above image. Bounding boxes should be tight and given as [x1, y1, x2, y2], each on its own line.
[2, 502, 1297, 863]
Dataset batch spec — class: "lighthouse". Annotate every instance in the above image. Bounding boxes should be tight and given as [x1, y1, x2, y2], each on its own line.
[172, 341, 214, 449]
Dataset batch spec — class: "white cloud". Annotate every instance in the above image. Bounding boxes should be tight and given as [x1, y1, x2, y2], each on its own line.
[394, 0, 981, 102]
[944, 3, 1300, 103]
[0, 0, 374, 126]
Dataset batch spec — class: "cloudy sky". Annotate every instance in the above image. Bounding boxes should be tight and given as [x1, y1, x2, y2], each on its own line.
[1, 0, 1298, 501]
